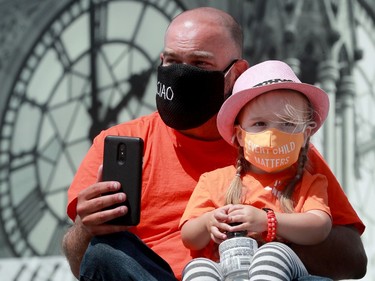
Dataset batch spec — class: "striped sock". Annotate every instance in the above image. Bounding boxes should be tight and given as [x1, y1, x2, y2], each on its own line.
[182, 258, 223, 281]
[249, 242, 308, 281]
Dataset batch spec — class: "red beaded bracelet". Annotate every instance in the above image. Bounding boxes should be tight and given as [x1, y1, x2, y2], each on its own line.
[262, 208, 277, 242]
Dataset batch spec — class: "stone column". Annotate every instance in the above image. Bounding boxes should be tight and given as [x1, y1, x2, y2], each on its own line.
[338, 75, 356, 191]
[317, 60, 340, 172]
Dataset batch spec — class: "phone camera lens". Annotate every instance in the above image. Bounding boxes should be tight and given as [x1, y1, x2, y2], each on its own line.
[118, 143, 126, 164]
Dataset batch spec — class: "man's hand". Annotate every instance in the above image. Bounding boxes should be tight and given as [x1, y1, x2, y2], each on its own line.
[76, 180, 129, 236]
[62, 166, 129, 278]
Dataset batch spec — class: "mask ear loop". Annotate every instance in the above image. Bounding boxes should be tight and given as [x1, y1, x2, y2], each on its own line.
[223, 59, 239, 77]
[223, 60, 239, 101]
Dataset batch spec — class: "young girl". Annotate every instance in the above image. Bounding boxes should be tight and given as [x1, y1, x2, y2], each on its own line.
[180, 60, 332, 281]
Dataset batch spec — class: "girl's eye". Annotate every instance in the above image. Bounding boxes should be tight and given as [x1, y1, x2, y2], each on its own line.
[283, 122, 297, 127]
[280, 122, 307, 133]
[253, 122, 266, 127]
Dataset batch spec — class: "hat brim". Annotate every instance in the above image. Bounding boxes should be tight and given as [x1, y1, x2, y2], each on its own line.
[217, 82, 329, 145]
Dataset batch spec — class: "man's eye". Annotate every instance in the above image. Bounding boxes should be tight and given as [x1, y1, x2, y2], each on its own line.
[193, 61, 211, 69]
[163, 58, 180, 65]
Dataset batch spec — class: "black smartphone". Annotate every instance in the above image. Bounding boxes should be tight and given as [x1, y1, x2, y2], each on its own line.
[102, 135, 144, 226]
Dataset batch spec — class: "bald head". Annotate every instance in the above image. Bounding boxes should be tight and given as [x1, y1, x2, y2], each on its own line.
[170, 7, 243, 56]
[165, 7, 243, 59]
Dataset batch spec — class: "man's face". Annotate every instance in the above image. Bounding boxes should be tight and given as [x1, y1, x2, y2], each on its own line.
[156, 13, 247, 136]
[162, 20, 240, 101]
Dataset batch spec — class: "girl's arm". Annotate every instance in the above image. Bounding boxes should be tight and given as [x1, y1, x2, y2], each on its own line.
[181, 212, 212, 250]
[276, 210, 332, 245]
[228, 205, 332, 245]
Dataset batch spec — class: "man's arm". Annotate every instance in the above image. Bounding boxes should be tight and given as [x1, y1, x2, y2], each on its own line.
[290, 225, 367, 279]
[62, 220, 92, 278]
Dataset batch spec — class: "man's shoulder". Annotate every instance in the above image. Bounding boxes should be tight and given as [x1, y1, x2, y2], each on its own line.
[116, 111, 160, 128]
[105, 112, 162, 134]
[90, 112, 165, 146]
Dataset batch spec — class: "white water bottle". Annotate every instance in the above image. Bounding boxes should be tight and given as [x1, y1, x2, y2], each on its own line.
[219, 229, 258, 281]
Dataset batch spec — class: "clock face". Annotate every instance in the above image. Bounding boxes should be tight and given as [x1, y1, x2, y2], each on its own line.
[0, 0, 184, 256]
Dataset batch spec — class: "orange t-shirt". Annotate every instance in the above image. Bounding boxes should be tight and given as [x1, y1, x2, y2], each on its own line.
[180, 165, 332, 261]
[67, 112, 364, 280]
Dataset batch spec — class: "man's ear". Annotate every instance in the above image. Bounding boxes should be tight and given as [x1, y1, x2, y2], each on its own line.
[225, 59, 249, 96]
[159, 53, 164, 64]
[233, 59, 249, 79]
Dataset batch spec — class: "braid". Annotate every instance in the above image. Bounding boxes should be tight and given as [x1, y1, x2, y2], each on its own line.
[279, 137, 310, 213]
[225, 147, 250, 205]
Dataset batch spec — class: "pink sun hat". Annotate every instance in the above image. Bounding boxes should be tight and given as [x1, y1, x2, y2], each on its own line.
[217, 60, 330, 145]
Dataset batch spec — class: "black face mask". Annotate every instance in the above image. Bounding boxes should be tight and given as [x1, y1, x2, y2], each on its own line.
[156, 61, 236, 130]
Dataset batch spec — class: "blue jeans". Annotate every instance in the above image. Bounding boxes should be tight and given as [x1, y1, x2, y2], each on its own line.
[79, 231, 331, 281]
[80, 232, 177, 281]
[296, 277, 332, 281]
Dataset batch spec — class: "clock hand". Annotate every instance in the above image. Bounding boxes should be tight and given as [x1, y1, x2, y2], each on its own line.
[88, 66, 154, 140]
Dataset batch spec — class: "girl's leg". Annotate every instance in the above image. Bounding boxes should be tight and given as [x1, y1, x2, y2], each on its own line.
[182, 258, 223, 281]
[249, 242, 308, 281]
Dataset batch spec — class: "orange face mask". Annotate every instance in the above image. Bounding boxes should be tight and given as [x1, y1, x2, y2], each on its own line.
[239, 127, 305, 173]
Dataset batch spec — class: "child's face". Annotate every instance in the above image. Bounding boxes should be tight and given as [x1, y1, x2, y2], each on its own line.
[236, 90, 311, 134]
[235, 90, 313, 173]
[235, 90, 313, 149]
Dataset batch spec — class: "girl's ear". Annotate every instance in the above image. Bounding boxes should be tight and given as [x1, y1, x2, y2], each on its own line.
[234, 126, 245, 147]
[303, 126, 313, 146]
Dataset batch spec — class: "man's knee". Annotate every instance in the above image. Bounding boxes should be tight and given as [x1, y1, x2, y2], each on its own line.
[83, 241, 119, 267]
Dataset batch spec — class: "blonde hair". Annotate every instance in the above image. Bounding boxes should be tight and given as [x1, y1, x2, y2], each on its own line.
[225, 156, 247, 205]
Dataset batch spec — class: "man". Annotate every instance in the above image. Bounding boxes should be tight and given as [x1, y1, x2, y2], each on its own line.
[62, 7, 367, 281]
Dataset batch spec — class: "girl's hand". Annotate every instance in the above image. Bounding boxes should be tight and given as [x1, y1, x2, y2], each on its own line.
[227, 204, 268, 234]
[208, 205, 233, 244]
